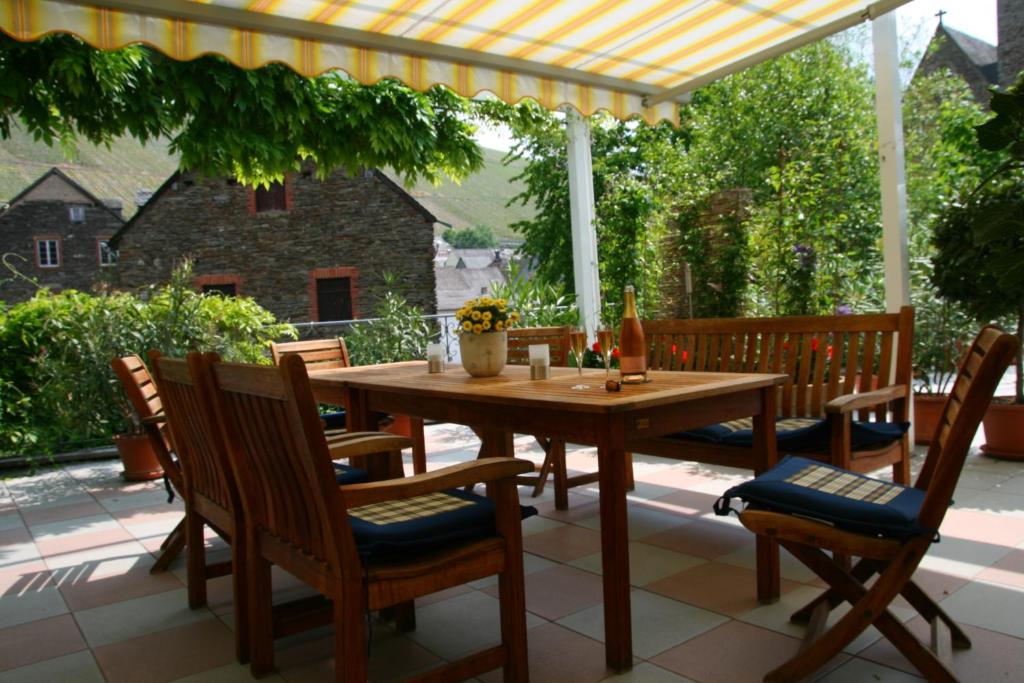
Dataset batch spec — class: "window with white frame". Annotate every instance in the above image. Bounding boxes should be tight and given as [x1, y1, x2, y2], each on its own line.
[98, 239, 117, 266]
[37, 239, 60, 268]
[68, 205, 86, 223]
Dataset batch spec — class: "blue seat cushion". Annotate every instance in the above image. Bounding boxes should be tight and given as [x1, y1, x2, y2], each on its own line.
[348, 488, 537, 559]
[333, 463, 368, 485]
[714, 455, 930, 540]
[674, 417, 909, 453]
[320, 410, 346, 431]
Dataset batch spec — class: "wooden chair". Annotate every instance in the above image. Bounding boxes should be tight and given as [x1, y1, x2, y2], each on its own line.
[506, 326, 634, 509]
[270, 337, 429, 473]
[208, 353, 533, 681]
[110, 355, 185, 573]
[149, 351, 248, 661]
[727, 326, 1018, 682]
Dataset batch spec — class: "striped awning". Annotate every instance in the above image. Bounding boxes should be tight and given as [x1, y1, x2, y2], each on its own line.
[1, 0, 909, 124]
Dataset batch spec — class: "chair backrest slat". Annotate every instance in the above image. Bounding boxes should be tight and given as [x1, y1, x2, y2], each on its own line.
[270, 338, 352, 370]
[915, 326, 1018, 531]
[111, 354, 164, 422]
[151, 352, 237, 513]
[506, 326, 572, 367]
[210, 357, 357, 571]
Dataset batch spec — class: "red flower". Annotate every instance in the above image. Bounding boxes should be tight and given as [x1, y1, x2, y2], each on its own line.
[811, 338, 820, 352]
[827, 345, 834, 359]
[612, 348, 620, 358]
[671, 344, 678, 354]
[592, 341, 602, 352]
[681, 350, 689, 362]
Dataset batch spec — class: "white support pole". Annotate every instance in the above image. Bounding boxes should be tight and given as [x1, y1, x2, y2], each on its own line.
[872, 11, 910, 312]
[565, 109, 602, 337]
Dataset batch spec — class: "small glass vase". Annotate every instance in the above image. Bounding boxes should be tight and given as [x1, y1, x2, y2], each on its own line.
[459, 331, 508, 377]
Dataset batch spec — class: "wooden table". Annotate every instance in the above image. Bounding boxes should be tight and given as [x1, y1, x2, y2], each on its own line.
[310, 362, 786, 671]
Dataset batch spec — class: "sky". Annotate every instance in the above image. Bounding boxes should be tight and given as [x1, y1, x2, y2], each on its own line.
[473, 0, 1000, 152]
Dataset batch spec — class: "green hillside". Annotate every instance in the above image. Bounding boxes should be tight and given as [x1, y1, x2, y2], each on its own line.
[0, 126, 178, 216]
[387, 147, 534, 240]
[1, 127, 533, 234]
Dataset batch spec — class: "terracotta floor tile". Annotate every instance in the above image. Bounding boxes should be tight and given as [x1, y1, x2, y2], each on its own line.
[0, 584, 68, 629]
[645, 561, 802, 618]
[534, 496, 602, 524]
[649, 488, 723, 517]
[0, 614, 86, 672]
[0, 560, 52, 598]
[0, 650, 106, 683]
[18, 500, 107, 527]
[976, 548, 1024, 589]
[483, 564, 604, 621]
[860, 618, 1024, 680]
[92, 618, 235, 683]
[0, 528, 39, 568]
[33, 527, 136, 557]
[523, 524, 603, 563]
[651, 620, 846, 683]
[479, 623, 611, 683]
[641, 518, 754, 559]
[52, 553, 183, 611]
[415, 583, 474, 607]
[0, 512, 24, 533]
[940, 508, 1024, 547]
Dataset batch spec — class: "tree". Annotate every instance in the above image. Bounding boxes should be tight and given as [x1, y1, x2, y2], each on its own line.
[0, 33, 482, 186]
[443, 224, 499, 248]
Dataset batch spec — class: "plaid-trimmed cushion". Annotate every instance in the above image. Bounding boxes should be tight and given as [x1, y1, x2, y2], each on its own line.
[714, 455, 930, 540]
[348, 489, 537, 559]
[333, 463, 368, 486]
[673, 417, 909, 453]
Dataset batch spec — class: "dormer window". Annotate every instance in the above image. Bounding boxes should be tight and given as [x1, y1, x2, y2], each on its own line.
[69, 205, 86, 223]
[254, 182, 287, 212]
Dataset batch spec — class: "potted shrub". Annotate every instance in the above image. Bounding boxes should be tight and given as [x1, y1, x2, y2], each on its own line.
[932, 74, 1024, 458]
[911, 290, 973, 445]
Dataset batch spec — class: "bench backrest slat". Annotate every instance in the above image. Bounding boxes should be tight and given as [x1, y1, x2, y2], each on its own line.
[643, 307, 914, 421]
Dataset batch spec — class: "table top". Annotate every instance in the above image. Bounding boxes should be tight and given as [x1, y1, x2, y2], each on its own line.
[308, 361, 786, 415]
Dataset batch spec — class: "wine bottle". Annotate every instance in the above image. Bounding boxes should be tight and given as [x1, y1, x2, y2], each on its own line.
[618, 285, 647, 383]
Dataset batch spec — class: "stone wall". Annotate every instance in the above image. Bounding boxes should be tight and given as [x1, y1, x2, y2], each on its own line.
[0, 201, 123, 303]
[917, 33, 994, 104]
[999, 0, 1024, 87]
[114, 168, 437, 322]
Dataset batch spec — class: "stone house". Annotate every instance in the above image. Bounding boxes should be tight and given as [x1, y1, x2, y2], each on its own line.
[914, 0, 1024, 105]
[0, 167, 124, 303]
[111, 166, 438, 322]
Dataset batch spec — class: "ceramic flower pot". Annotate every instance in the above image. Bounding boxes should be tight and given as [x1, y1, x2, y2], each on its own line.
[980, 401, 1024, 460]
[460, 331, 507, 377]
[113, 433, 164, 481]
[913, 394, 947, 446]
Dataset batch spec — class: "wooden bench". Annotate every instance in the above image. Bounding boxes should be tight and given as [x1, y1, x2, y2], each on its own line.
[631, 307, 914, 483]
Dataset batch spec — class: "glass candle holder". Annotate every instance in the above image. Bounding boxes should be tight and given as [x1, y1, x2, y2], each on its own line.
[528, 343, 550, 380]
[427, 342, 446, 373]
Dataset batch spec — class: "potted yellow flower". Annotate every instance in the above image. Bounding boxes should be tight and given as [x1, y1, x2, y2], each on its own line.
[455, 296, 519, 377]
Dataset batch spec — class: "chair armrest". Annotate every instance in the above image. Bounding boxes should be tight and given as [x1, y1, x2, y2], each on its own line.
[141, 414, 167, 425]
[327, 433, 413, 460]
[340, 458, 533, 508]
[824, 385, 908, 414]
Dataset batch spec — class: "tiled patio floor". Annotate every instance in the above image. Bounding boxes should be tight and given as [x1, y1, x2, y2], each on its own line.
[2, 424, 1024, 682]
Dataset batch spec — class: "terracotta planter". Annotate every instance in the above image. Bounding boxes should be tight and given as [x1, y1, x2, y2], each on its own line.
[460, 331, 507, 377]
[981, 401, 1024, 460]
[113, 433, 164, 481]
[383, 413, 414, 438]
[913, 394, 947, 446]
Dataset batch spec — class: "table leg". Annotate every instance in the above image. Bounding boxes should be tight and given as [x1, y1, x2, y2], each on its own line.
[596, 440, 632, 671]
[753, 385, 781, 603]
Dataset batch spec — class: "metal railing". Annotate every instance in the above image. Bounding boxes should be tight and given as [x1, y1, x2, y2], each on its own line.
[289, 312, 465, 361]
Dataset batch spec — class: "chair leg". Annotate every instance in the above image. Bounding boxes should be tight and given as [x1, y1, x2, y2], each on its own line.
[624, 452, 635, 491]
[150, 518, 186, 574]
[335, 583, 369, 683]
[531, 437, 556, 497]
[901, 580, 972, 649]
[774, 540, 958, 683]
[394, 600, 416, 632]
[497, 545, 529, 680]
[411, 417, 427, 475]
[790, 558, 877, 624]
[185, 510, 207, 608]
[231, 523, 250, 664]
[248, 550, 275, 677]
[551, 439, 570, 511]
[893, 441, 912, 485]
